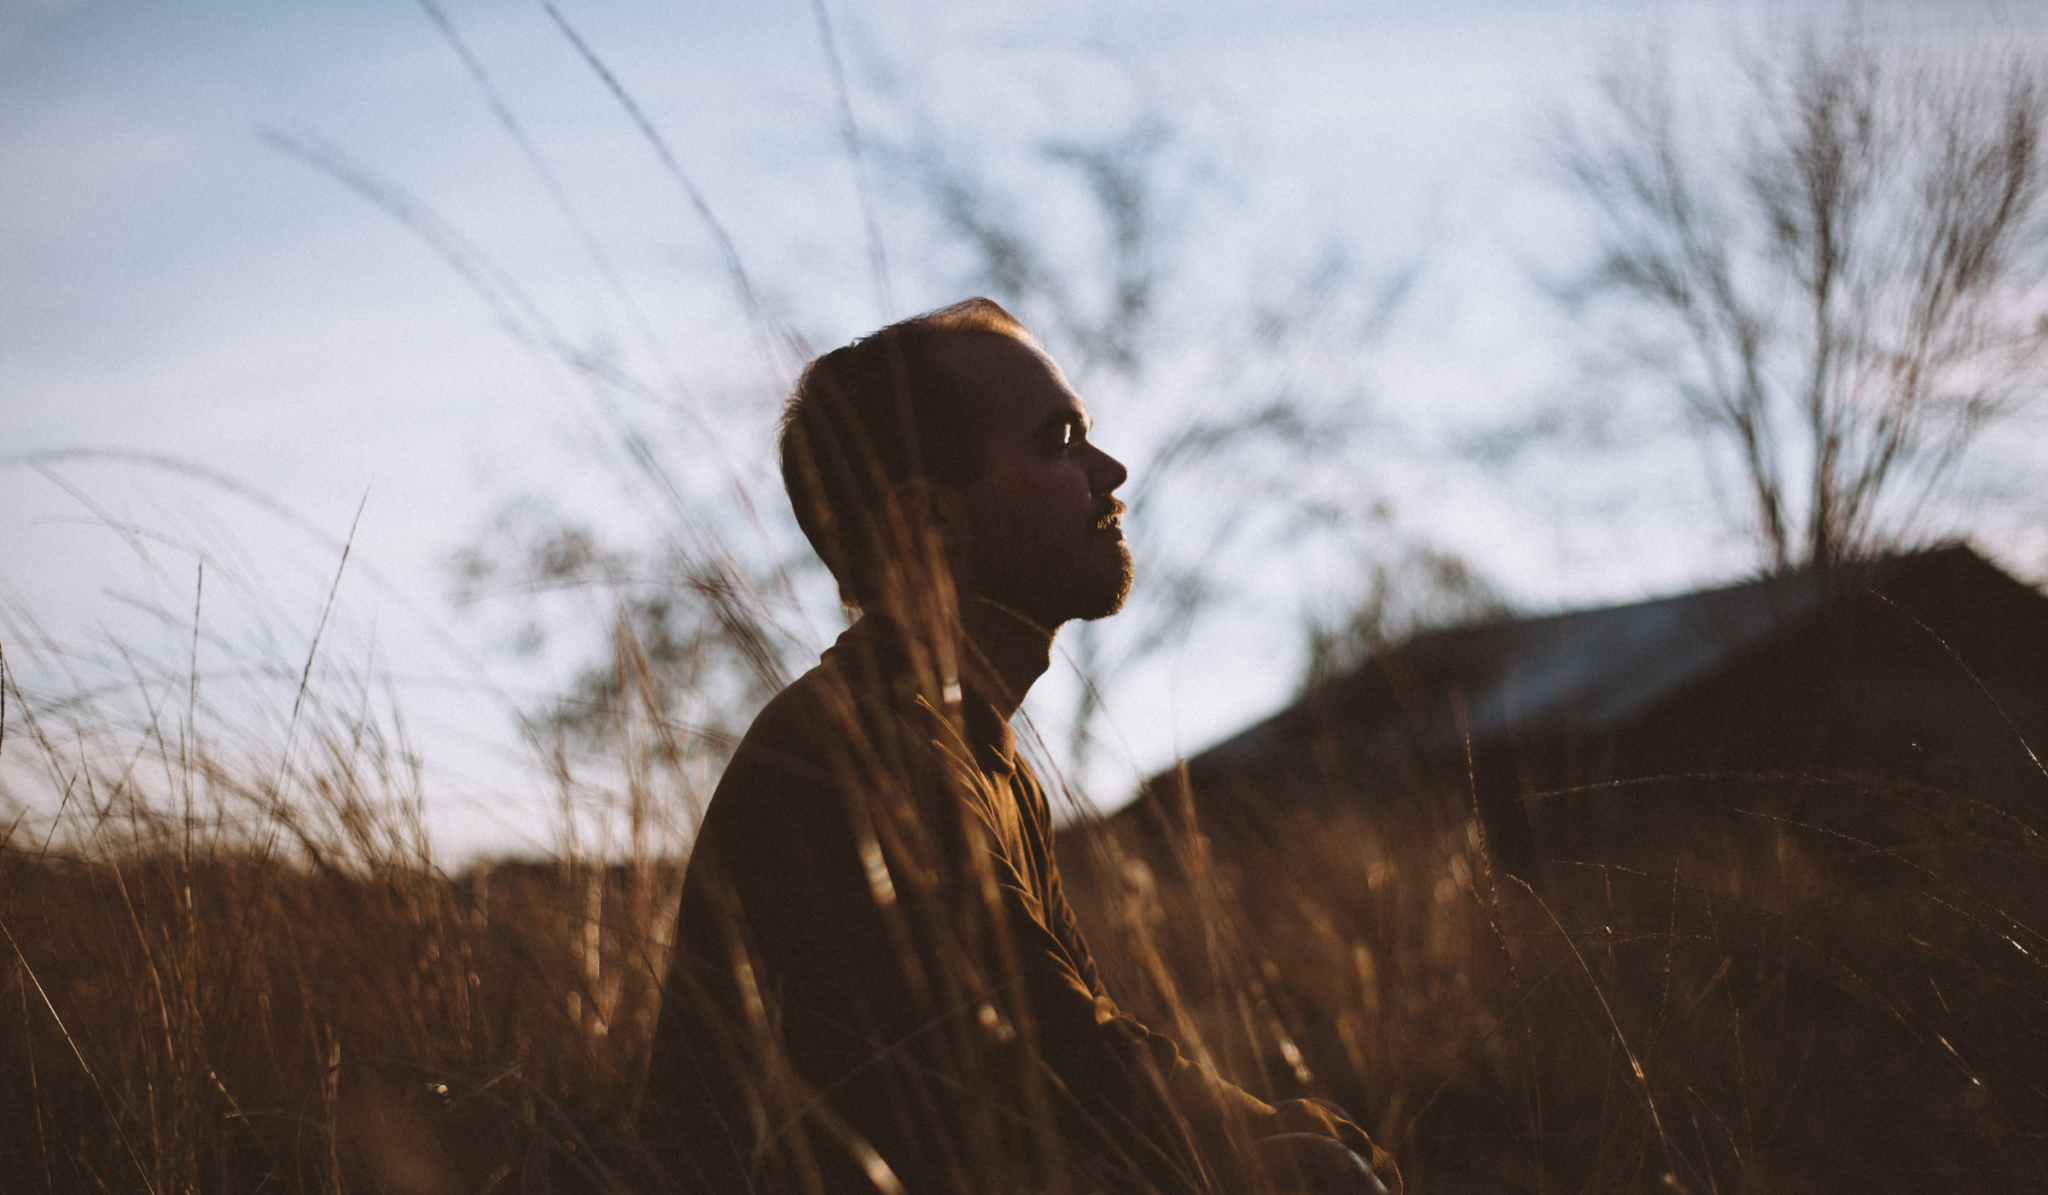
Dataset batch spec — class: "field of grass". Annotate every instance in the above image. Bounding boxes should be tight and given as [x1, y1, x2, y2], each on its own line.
[4, 638, 2047, 1193]
[1066, 769, 2048, 1192]
[7, 774, 2045, 1191]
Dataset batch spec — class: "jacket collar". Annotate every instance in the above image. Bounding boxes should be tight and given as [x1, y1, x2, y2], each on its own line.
[827, 614, 1018, 779]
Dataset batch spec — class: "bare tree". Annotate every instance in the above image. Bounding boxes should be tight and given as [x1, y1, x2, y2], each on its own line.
[1554, 21, 2048, 570]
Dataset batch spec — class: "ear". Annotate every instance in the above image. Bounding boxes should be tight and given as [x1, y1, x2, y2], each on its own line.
[889, 477, 970, 554]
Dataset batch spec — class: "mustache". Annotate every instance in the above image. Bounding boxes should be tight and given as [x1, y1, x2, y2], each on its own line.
[1091, 499, 1126, 531]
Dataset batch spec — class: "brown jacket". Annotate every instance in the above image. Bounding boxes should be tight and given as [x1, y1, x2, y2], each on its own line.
[639, 616, 1373, 1194]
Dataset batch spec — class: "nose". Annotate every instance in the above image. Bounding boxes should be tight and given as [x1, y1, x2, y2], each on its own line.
[1086, 441, 1128, 496]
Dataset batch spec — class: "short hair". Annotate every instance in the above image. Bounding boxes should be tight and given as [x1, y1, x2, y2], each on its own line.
[780, 298, 1039, 606]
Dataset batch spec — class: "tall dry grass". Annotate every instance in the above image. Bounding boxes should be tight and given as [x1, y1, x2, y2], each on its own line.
[8, 585, 2047, 1194]
[0, 606, 690, 1194]
[1064, 764, 2048, 1193]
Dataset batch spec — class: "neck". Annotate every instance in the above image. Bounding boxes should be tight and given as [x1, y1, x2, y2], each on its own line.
[958, 596, 1057, 720]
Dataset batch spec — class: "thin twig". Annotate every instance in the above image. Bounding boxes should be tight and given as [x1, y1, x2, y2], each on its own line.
[544, 2, 796, 380]
[809, 0, 895, 320]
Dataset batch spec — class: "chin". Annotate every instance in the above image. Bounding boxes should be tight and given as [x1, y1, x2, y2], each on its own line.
[986, 545, 1133, 626]
[1075, 550, 1135, 622]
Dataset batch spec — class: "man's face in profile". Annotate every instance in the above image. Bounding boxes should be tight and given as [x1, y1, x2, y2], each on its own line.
[942, 334, 1133, 627]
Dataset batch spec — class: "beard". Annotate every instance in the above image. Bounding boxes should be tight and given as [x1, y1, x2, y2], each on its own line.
[1073, 538, 1134, 622]
[971, 531, 1133, 629]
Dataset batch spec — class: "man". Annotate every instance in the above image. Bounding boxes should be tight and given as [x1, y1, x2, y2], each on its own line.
[639, 299, 1397, 1195]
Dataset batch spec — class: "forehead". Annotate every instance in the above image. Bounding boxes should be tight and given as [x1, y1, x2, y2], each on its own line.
[935, 332, 1088, 435]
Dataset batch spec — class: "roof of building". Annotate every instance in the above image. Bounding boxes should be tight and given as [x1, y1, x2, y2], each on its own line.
[1189, 543, 2034, 777]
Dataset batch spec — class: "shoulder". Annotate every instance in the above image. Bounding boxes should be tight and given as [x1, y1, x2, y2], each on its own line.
[683, 665, 866, 896]
[710, 663, 855, 806]
[695, 652, 927, 828]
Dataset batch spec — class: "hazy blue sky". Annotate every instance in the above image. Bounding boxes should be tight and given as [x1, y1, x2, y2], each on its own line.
[7, 0, 2043, 855]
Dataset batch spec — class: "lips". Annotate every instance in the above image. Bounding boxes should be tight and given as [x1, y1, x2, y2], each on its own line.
[1092, 499, 1126, 540]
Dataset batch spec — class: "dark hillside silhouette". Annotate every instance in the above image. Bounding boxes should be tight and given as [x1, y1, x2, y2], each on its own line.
[1091, 543, 2048, 879]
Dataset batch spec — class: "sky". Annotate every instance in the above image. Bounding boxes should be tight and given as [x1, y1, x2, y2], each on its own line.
[6, 0, 2045, 857]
